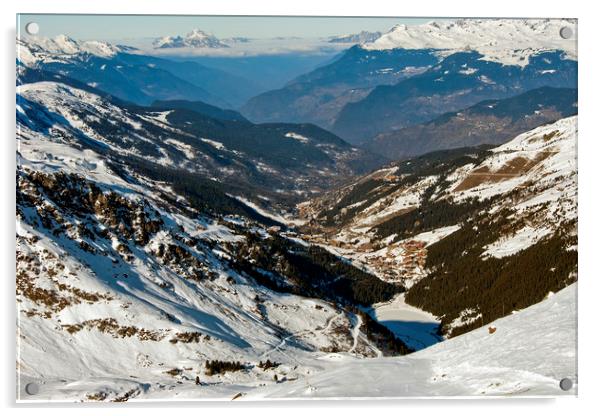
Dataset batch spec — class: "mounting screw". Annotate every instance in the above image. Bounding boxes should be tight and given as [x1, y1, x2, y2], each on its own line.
[25, 22, 39, 35]
[559, 27, 573, 40]
[559, 378, 573, 391]
[25, 382, 39, 395]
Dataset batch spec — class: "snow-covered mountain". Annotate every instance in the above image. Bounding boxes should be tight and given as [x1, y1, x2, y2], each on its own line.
[16, 37, 263, 108]
[332, 49, 577, 143]
[241, 46, 440, 127]
[252, 282, 577, 398]
[364, 18, 577, 66]
[243, 18, 578, 144]
[15, 24, 578, 401]
[299, 116, 577, 336]
[17, 35, 135, 66]
[153, 29, 229, 49]
[16, 80, 408, 402]
[15, 87, 578, 402]
[16, 78, 381, 208]
[327, 31, 382, 44]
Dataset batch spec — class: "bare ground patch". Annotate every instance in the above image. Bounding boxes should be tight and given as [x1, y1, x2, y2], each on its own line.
[453, 151, 556, 192]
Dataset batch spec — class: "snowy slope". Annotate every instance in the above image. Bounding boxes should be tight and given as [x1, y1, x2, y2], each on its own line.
[364, 19, 577, 66]
[245, 283, 577, 398]
[297, 117, 577, 341]
[16, 138, 376, 402]
[17, 35, 133, 66]
[452, 116, 577, 252]
[15, 37, 577, 401]
[303, 116, 576, 285]
[16, 80, 375, 203]
[17, 76, 400, 401]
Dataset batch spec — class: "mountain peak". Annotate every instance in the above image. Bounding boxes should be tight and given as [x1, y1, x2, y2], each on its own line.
[153, 29, 229, 49]
[187, 28, 209, 37]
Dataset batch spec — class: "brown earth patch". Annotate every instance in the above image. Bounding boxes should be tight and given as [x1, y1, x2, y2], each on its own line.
[61, 318, 166, 341]
[16, 246, 113, 317]
[453, 151, 556, 192]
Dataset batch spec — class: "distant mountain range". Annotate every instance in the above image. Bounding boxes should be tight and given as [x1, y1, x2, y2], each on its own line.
[363, 19, 576, 65]
[327, 31, 382, 44]
[17, 68, 383, 209]
[241, 46, 440, 128]
[332, 50, 577, 143]
[241, 18, 577, 146]
[363, 86, 578, 160]
[18, 36, 262, 108]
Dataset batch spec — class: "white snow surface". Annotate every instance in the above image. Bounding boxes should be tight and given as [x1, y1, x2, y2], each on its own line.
[285, 132, 310, 143]
[410, 225, 461, 247]
[483, 225, 553, 258]
[149, 110, 173, 124]
[18, 35, 130, 66]
[19, 260, 576, 401]
[451, 116, 577, 206]
[359, 176, 438, 225]
[200, 138, 225, 150]
[251, 283, 577, 399]
[363, 18, 577, 66]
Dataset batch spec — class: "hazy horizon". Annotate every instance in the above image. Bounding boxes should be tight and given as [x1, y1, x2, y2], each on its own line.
[17, 14, 443, 41]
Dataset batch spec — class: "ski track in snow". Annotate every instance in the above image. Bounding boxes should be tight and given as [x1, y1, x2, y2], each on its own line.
[249, 283, 577, 399]
[348, 313, 362, 354]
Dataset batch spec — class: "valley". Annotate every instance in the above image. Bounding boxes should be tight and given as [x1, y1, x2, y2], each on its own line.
[16, 17, 578, 401]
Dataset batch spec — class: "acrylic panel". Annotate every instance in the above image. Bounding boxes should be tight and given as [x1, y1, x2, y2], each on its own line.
[16, 14, 578, 401]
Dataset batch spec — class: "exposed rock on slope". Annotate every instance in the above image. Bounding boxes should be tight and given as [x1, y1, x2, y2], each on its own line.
[16, 74, 410, 401]
[17, 80, 382, 211]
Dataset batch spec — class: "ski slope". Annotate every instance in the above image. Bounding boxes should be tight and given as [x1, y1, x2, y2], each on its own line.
[252, 283, 577, 399]
[18, 282, 575, 401]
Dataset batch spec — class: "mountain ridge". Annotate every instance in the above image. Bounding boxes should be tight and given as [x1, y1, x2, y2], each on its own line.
[362, 86, 578, 159]
[332, 49, 577, 143]
[17, 36, 260, 108]
[364, 18, 577, 66]
[297, 116, 577, 336]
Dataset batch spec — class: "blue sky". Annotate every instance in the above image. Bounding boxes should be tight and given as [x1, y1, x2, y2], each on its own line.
[17, 14, 437, 41]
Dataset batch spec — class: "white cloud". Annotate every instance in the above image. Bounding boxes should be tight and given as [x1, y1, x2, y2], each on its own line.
[128, 37, 350, 57]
